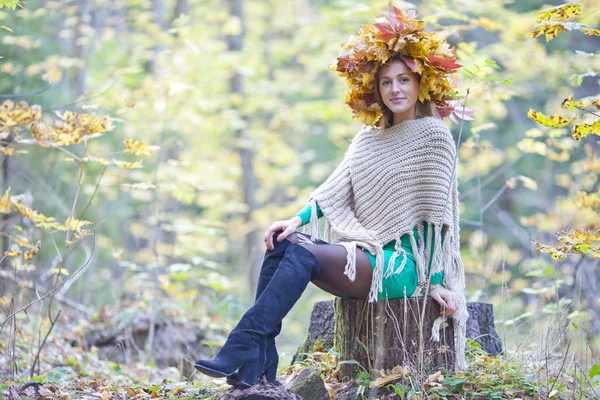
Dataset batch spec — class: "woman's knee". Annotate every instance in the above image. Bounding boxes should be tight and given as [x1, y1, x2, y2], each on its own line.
[275, 231, 302, 244]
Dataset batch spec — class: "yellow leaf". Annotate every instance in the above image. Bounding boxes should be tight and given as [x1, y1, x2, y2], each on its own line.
[13, 201, 36, 219]
[124, 137, 160, 156]
[61, 217, 92, 232]
[517, 176, 538, 191]
[115, 160, 143, 169]
[561, 95, 583, 111]
[51, 267, 69, 276]
[14, 236, 35, 249]
[43, 68, 63, 84]
[572, 119, 600, 141]
[0, 100, 42, 128]
[517, 138, 547, 155]
[477, 17, 502, 31]
[24, 241, 40, 262]
[535, 4, 581, 23]
[121, 182, 159, 190]
[2, 146, 14, 156]
[0, 188, 11, 214]
[583, 27, 600, 36]
[1, 26, 14, 33]
[5, 249, 21, 257]
[527, 109, 575, 128]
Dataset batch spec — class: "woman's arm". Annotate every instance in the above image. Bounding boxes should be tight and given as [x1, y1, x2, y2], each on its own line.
[293, 201, 324, 227]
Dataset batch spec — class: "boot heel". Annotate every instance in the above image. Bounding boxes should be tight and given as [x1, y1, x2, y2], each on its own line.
[263, 361, 278, 383]
[226, 336, 268, 388]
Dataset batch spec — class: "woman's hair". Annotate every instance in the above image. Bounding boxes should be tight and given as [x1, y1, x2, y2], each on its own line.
[373, 56, 440, 129]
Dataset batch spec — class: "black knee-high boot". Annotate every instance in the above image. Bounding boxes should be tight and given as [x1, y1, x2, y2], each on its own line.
[194, 243, 321, 382]
[228, 235, 292, 387]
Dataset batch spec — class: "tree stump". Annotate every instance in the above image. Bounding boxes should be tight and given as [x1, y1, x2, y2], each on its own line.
[291, 300, 335, 363]
[466, 302, 503, 356]
[334, 297, 454, 378]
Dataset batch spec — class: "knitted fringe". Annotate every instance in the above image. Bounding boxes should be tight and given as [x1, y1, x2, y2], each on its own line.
[302, 198, 321, 240]
[338, 241, 357, 282]
[367, 245, 385, 303]
[384, 239, 407, 279]
[456, 325, 467, 371]
[430, 316, 446, 342]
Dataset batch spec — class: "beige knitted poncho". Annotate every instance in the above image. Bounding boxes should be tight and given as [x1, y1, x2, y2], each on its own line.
[302, 116, 468, 370]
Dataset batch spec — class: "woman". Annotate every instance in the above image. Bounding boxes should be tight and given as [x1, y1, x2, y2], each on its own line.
[195, 7, 469, 387]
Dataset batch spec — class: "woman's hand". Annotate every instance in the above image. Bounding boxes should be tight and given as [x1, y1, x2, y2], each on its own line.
[264, 216, 302, 251]
[430, 285, 459, 317]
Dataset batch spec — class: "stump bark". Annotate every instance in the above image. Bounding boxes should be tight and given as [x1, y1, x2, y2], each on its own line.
[334, 297, 454, 378]
[291, 300, 335, 363]
[465, 302, 503, 356]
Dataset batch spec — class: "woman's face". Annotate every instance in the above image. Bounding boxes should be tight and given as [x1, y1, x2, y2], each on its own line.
[378, 60, 420, 123]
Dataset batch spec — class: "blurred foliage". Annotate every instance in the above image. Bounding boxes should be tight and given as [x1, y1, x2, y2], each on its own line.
[0, 0, 598, 391]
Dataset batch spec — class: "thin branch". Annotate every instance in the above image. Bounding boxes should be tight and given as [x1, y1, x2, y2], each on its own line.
[46, 78, 118, 111]
[480, 182, 509, 213]
[77, 165, 107, 221]
[0, 83, 54, 99]
[460, 155, 522, 200]
[29, 309, 61, 378]
[0, 229, 96, 328]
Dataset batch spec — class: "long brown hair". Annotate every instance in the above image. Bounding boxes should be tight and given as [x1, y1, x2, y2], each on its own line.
[373, 56, 439, 129]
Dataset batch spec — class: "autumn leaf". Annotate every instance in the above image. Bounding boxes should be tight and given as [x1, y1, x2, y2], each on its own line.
[13, 201, 37, 219]
[561, 95, 583, 111]
[0, 100, 42, 128]
[31, 111, 113, 146]
[24, 241, 41, 262]
[60, 217, 92, 232]
[14, 235, 36, 249]
[121, 182, 159, 190]
[527, 109, 576, 128]
[534, 241, 566, 260]
[582, 27, 600, 36]
[5, 249, 21, 257]
[83, 156, 143, 169]
[51, 267, 69, 276]
[428, 55, 462, 70]
[535, 3, 581, 23]
[372, 365, 409, 387]
[572, 119, 600, 141]
[124, 137, 160, 156]
[528, 21, 585, 42]
[0, 188, 11, 214]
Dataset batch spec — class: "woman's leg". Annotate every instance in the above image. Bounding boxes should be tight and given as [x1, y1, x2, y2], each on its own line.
[285, 232, 373, 299]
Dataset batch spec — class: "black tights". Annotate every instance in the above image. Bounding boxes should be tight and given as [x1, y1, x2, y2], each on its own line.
[281, 232, 374, 300]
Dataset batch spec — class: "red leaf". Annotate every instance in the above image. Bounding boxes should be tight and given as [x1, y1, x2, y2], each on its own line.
[428, 55, 462, 69]
[402, 57, 416, 71]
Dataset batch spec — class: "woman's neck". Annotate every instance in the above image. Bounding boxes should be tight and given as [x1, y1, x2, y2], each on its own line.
[392, 110, 417, 125]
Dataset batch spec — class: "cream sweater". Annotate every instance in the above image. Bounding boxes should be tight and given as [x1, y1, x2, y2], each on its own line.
[302, 116, 468, 370]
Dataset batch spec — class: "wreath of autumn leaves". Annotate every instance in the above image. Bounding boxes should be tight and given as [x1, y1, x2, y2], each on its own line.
[330, 7, 465, 125]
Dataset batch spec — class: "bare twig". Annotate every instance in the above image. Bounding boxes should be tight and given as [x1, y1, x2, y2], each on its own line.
[0, 230, 96, 328]
[0, 84, 54, 99]
[29, 309, 61, 378]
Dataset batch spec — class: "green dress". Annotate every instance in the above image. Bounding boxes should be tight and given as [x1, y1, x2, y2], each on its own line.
[294, 202, 443, 300]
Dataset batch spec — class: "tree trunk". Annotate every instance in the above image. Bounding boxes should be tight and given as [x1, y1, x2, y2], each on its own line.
[174, 0, 189, 21]
[225, 0, 261, 294]
[0, 134, 11, 297]
[334, 297, 455, 378]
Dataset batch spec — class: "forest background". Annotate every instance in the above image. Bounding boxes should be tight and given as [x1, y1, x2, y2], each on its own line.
[0, 0, 599, 397]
